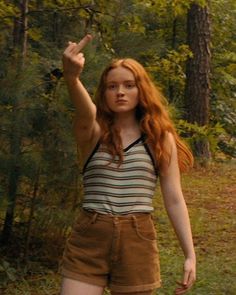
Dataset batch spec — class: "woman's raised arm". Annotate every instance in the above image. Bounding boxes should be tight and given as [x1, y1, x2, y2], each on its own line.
[62, 35, 100, 145]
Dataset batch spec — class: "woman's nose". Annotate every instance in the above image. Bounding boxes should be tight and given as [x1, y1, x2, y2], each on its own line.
[117, 92, 125, 97]
[117, 85, 125, 96]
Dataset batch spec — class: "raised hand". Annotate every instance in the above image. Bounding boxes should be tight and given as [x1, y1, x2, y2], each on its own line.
[62, 34, 92, 81]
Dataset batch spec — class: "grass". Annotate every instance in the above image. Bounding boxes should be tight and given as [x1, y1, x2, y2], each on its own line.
[154, 160, 236, 295]
[1, 161, 235, 295]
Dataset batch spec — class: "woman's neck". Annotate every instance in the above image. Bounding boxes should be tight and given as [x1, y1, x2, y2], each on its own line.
[113, 112, 141, 141]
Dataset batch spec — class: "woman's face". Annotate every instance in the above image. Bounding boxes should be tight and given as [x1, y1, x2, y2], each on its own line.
[105, 66, 139, 115]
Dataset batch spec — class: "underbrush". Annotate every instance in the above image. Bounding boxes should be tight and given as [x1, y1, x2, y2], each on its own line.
[1, 161, 235, 295]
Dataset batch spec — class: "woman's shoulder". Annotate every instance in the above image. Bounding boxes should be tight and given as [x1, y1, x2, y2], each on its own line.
[164, 131, 176, 147]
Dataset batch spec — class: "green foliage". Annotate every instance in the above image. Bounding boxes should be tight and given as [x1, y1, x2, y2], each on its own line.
[0, 260, 17, 286]
[177, 120, 228, 157]
[146, 45, 193, 99]
[211, 98, 236, 135]
[0, 1, 235, 293]
[0, 1, 18, 24]
[211, 0, 236, 142]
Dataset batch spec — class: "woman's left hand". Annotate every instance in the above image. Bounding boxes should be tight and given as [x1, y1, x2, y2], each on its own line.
[174, 257, 196, 294]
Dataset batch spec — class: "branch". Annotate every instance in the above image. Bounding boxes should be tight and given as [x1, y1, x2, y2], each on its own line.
[1, 5, 108, 20]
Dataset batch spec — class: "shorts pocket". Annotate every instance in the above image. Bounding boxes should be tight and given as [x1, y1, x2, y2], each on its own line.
[135, 216, 157, 242]
[73, 213, 92, 234]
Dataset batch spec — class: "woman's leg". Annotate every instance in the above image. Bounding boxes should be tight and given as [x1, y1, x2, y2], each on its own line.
[60, 277, 105, 295]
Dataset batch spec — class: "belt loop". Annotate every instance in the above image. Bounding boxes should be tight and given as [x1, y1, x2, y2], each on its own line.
[132, 215, 138, 229]
[91, 212, 98, 224]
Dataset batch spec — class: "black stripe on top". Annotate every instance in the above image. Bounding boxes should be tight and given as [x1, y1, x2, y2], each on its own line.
[82, 140, 100, 174]
[83, 136, 143, 174]
[82, 135, 159, 175]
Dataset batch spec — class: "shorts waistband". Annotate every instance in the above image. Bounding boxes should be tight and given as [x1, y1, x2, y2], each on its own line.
[81, 208, 153, 224]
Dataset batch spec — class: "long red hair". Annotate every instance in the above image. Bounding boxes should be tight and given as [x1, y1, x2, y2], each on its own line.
[95, 58, 193, 172]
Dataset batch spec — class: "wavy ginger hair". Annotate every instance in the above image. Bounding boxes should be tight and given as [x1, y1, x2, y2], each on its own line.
[95, 58, 193, 173]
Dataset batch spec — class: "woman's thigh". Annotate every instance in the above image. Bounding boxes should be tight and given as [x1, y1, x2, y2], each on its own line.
[60, 277, 105, 295]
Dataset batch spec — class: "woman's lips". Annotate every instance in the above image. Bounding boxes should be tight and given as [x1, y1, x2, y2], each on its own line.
[116, 99, 127, 103]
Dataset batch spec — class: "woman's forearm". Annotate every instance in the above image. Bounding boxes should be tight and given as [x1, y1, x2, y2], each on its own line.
[65, 77, 96, 122]
[163, 196, 196, 260]
[62, 35, 96, 125]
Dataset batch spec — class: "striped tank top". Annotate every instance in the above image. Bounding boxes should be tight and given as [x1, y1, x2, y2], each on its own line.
[82, 136, 158, 215]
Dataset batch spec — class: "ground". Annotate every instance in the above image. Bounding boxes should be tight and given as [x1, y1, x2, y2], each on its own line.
[1, 160, 235, 295]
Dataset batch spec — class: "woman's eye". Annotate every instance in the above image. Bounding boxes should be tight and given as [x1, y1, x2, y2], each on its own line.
[107, 84, 116, 90]
[126, 83, 135, 88]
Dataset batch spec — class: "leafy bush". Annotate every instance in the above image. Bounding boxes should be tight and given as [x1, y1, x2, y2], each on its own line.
[176, 119, 233, 157]
[0, 259, 17, 287]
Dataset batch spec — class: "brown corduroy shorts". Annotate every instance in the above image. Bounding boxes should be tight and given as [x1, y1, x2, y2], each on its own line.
[59, 208, 161, 293]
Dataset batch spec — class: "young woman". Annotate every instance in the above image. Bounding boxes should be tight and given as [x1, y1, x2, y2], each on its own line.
[59, 34, 196, 295]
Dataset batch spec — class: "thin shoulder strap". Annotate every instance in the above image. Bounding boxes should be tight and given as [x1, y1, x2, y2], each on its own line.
[82, 140, 101, 174]
[142, 134, 159, 176]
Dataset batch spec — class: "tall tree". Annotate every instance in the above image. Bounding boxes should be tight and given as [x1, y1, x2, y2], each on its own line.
[184, 1, 211, 159]
[1, 0, 29, 244]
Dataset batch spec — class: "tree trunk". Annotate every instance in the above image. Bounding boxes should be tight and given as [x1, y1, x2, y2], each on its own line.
[1, 147, 20, 244]
[1, 0, 28, 245]
[168, 17, 177, 103]
[24, 167, 41, 263]
[184, 2, 211, 159]
[21, 0, 28, 66]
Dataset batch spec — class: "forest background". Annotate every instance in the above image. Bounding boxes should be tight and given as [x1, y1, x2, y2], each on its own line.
[0, 0, 235, 294]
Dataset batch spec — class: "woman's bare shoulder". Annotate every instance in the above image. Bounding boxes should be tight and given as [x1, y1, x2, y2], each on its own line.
[164, 131, 176, 149]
